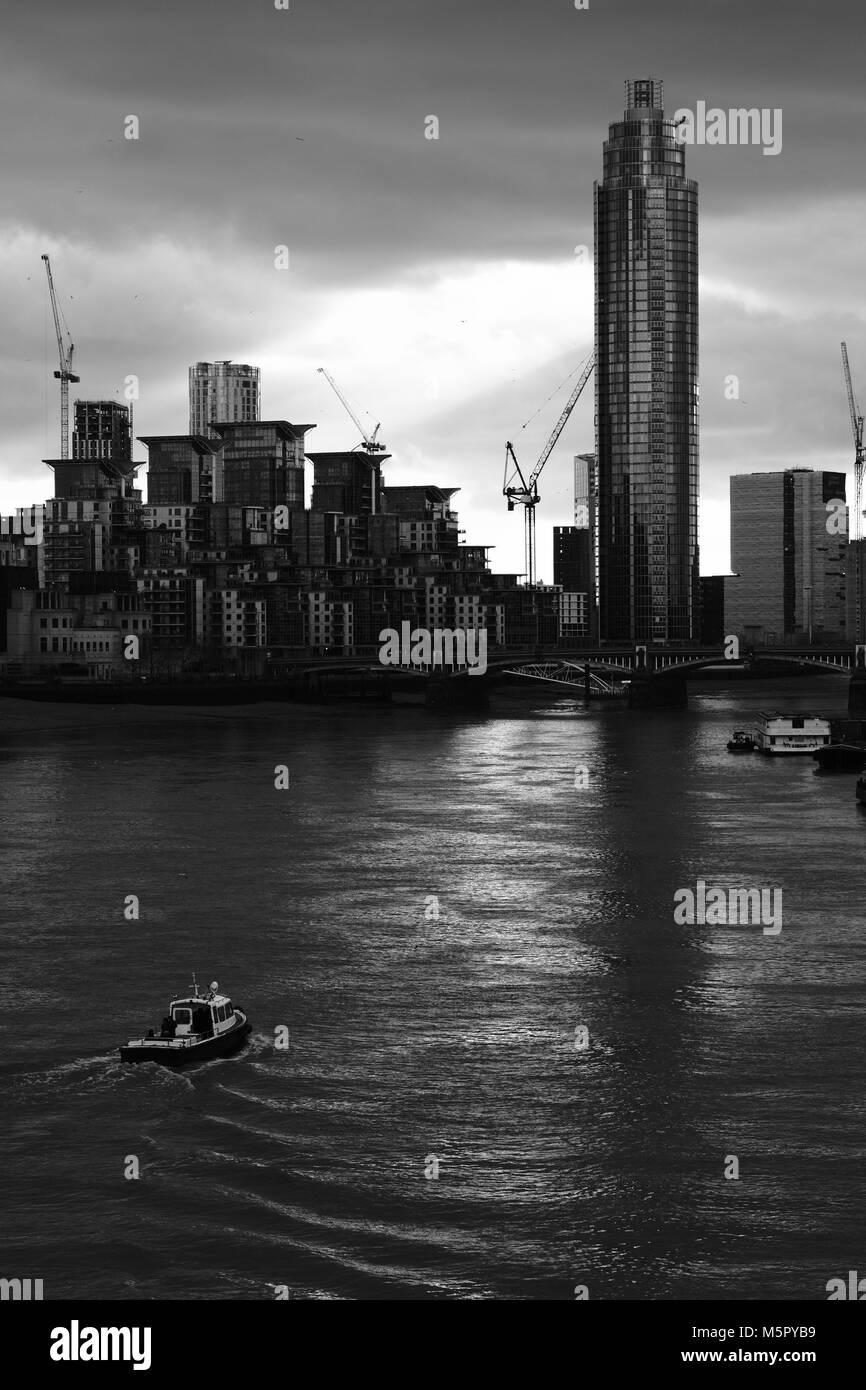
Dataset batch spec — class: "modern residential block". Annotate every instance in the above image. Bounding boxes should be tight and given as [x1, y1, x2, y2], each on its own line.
[726, 470, 847, 643]
[189, 361, 260, 438]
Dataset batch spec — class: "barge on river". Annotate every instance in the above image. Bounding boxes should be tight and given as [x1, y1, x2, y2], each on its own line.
[751, 712, 831, 756]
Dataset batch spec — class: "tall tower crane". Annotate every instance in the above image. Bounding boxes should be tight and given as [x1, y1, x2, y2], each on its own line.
[503, 350, 595, 588]
[841, 343, 864, 541]
[842, 342, 864, 644]
[317, 367, 384, 453]
[42, 254, 80, 459]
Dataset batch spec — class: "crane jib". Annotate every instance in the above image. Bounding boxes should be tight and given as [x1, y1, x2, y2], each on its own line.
[502, 350, 595, 588]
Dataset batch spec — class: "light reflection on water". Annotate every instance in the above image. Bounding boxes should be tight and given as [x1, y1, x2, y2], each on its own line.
[0, 678, 864, 1299]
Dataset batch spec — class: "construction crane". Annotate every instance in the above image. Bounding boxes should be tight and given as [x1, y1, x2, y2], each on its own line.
[503, 350, 595, 588]
[317, 367, 383, 453]
[841, 343, 864, 541]
[842, 342, 865, 645]
[42, 253, 80, 459]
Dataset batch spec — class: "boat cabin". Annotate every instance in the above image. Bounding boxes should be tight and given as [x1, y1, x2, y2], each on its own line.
[162, 985, 237, 1040]
[752, 711, 831, 755]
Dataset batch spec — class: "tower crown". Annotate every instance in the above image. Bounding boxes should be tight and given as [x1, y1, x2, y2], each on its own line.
[624, 78, 664, 117]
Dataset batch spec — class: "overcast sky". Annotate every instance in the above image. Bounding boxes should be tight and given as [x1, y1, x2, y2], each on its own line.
[2, 0, 864, 578]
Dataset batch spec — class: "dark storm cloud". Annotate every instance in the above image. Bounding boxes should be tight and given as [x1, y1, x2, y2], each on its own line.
[4, 0, 863, 272]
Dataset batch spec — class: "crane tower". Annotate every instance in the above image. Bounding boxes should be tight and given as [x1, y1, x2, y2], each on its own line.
[503, 351, 595, 588]
[42, 254, 80, 459]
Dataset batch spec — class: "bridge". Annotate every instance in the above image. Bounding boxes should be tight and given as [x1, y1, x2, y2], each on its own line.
[490, 644, 866, 708]
[273, 642, 866, 711]
[277, 643, 863, 675]
[495, 644, 862, 682]
[496, 646, 866, 709]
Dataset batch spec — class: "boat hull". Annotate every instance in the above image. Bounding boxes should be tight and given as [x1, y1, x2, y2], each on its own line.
[758, 745, 825, 755]
[813, 744, 866, 772]
[120, 1012, 251, 1066]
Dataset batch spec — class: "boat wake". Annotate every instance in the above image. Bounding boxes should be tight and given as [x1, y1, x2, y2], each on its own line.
[7, 1049, 197, 1100]
[241, 1030, 278, 1059]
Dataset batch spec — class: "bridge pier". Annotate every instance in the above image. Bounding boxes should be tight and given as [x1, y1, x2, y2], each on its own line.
[425, 671, 489, 711]
[848, 670, 866, 713]
[627, 673, 688, 709]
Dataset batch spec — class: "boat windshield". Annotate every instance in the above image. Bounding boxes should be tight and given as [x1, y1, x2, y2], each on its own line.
[173, 1007, 192, 1024]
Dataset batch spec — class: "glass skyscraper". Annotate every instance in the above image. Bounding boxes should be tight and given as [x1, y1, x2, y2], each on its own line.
[594, 79, 699, 642]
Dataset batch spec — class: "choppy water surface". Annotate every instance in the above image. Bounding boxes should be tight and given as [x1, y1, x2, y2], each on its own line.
[1, 679, 864, 1300]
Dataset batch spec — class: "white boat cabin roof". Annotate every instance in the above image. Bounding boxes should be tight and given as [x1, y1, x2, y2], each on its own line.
[170, 992, 232, 1010]
[756, 711, 829, 724]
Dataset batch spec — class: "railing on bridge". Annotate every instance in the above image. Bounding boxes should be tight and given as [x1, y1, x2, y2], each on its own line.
[500, 660, 629, 694]
[269, 643, 866, 681]
[496, 643, 866, 686]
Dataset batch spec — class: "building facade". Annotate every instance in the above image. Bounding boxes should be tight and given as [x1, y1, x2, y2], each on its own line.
[4, 379, 544, 674]
[698, 575, 726, 645]
[574, 454, 596, 531]
[594, 78, 699, 642]
[211, 421, 310, 511]
[309, 450, 387, 516]
[847, 540, 866, 645]
[726, 470, 848, 643]
[72, 401, 132, 466]
[189, 361, 261, 438]
[5, 587, 150, 679]
[140, 435, 224, 506]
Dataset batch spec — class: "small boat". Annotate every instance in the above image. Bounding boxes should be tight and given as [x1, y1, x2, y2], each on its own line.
[813, 743, 866, 772]
[120, 976, 251, 1066]
[752, 711, 831, 755]
[726, 730, 756, 753]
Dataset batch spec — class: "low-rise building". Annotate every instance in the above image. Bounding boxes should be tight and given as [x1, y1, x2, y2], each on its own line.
[4, 588, 151, 678]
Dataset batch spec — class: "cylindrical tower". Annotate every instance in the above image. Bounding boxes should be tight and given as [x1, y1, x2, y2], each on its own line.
[594, 78, 699, 642]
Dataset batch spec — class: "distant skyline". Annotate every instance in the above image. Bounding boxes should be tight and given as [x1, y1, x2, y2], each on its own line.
[1, 0, 864, 580]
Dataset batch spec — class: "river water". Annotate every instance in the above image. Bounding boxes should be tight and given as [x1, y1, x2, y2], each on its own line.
[1, 677, 864, 1300]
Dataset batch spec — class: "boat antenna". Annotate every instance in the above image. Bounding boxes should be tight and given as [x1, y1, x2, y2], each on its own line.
[191, 970, 199, 997]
